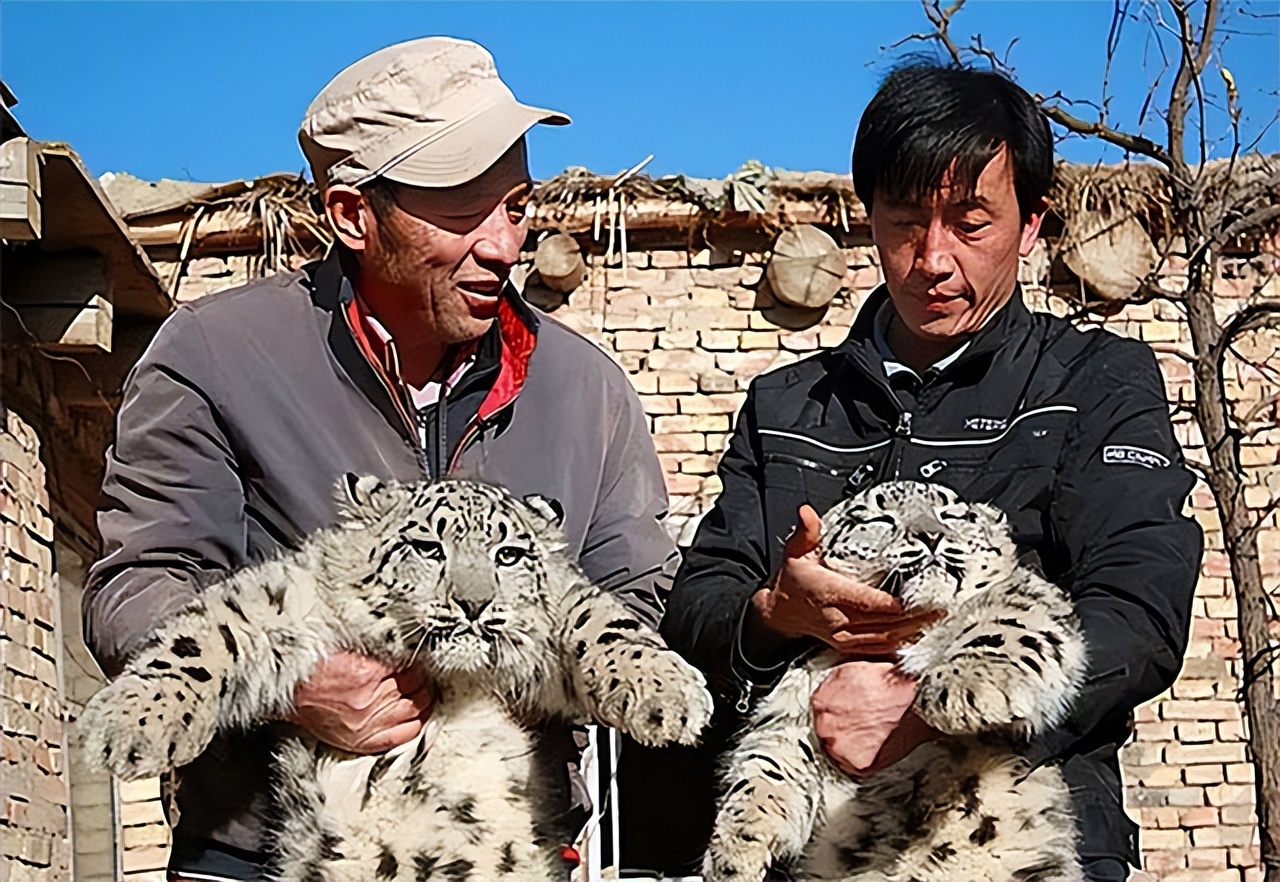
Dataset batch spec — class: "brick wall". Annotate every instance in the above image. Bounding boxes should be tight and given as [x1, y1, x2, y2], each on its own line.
[2, 408, 71, 881]
[126, 241, 1280, 881]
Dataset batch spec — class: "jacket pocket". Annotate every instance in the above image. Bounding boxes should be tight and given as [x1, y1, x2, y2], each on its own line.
[762, 452, 876, 517]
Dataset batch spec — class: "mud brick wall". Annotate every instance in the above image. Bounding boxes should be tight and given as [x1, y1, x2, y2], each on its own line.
[1, 409, 70, 882]
[141, 242, 1280, 882]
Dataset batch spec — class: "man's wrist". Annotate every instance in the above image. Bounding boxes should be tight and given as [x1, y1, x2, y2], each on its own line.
[736, 587, 807, 677]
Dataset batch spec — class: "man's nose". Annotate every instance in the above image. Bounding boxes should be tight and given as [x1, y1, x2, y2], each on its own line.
[916, 219, 956, 277]
[470, 204, 526, 268]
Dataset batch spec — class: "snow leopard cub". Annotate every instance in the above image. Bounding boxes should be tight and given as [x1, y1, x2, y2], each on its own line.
[81, 477, 713, 882]
[705, 481, 1088, 882]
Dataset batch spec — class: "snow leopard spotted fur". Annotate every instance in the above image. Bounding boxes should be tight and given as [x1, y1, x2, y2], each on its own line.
[705, 481, 1088, 882]
[80, 477, 713, 882]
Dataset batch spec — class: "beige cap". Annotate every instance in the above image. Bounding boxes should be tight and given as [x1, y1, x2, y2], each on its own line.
[299, 37, 569, 189]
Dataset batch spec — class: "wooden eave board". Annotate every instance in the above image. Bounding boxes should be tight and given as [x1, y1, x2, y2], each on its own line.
[38, 144, 170, 319]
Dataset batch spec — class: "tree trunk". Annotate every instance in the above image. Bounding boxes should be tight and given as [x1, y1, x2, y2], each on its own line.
[1184, 264, 1280, 881]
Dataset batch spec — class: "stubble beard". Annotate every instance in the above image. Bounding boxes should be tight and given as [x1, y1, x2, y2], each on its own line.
[373, 226, 493, 348]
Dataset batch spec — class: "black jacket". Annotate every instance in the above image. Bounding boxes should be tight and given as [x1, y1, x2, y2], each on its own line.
[661, 285, 1202, 865]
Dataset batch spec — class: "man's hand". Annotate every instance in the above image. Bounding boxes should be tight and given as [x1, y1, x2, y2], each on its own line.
[285, 652, 434, 754]
[812, 660, 939, 777]
[749, 504, 938, 656]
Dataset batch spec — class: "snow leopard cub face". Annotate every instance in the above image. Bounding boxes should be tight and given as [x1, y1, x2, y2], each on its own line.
[335, 476, 569, 679]
[820, 481, 1017, 612]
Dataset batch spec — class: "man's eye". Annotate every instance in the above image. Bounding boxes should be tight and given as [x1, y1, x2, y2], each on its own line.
[956, 221, 990, 235]
[506, 195, 532, 220]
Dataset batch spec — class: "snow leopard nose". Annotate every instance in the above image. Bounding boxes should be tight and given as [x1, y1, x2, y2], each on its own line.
[456, 596, 491, 621]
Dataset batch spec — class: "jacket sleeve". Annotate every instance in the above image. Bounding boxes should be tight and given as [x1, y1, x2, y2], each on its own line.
[1029, 339, 1203, 764]
[575, 371, 681, 631]
[661, 385, 795, 701]
[83, 308, 249, 678]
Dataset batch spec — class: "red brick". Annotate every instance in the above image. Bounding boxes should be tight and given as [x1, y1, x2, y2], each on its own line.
[1225, 763, 1256, 784]
[657, 373, 698, 394]
[1186, 846, 1228, 867]
[1183, 764, 1225, 786]
[1221, 805, 1258, 826]
[698, 330, 741, 351]
[1160, 700, 1242, 721]
[647, 349, 714, 373]
[1166, 743, 1248, 765]
[628, 372, 658, 394]
[641, 396, 681, 416]
[612, 331, 655, 351]
[1176, 721, 1217, 743]
[1159, 870, 1241, 882]
[1177, 806, 1219, 827]
[1140, 849, 1186, 871]
[1136, 721, 1176, 742]
[740, 331, 781, 349]
[677, 455, 721, 475]
[1191, 825, 1257, 848]
[664, 473, 706, 496]
[1141, 828, 1189, 850]
[679, 395, 743, 415]
[696, 371, 737, 394]
[1140, 806, 1180, 828]
[652, 434, 706, 453]
[1207, 783, 1255, 806]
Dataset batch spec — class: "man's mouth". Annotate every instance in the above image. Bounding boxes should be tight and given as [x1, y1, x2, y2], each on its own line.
[456, 279, 503, 300]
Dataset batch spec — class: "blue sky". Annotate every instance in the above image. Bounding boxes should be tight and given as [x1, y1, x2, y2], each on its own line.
[2, 1, 1276, 184]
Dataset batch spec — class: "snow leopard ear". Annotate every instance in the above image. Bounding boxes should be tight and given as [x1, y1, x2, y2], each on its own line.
[337, 473, 401, 523]
[522, 494, 565, 528]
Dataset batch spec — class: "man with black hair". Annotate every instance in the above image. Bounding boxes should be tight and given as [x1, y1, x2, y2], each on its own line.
[662, 62, 1201, 881]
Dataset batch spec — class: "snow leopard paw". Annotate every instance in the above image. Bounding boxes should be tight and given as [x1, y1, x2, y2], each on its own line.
[702, 827, 772, 882]
[80, 674, 219, 779]
[587, 648, 713, 747]
[914, 657, 1025, 734]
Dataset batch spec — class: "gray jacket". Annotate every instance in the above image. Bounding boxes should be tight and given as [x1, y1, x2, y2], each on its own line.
[83, 252, 678, 875]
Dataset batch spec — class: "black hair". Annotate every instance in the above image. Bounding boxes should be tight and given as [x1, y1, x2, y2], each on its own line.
[360, 178, 399, 223]
[852, 60, 1052, 219]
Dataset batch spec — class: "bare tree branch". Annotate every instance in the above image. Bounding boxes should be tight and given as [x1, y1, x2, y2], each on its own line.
[1168, 0, 1220, 170]
[1040, 102, 1177, 165]
[921, 0, 968, 65]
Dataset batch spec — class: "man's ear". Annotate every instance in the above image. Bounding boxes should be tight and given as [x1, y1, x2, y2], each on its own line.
[523, 494, 565, 529]
[1018, 197, 1050, 257]
[325, 185, 372, 253]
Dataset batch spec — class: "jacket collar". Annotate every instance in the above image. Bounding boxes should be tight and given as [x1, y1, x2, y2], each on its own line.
[307, 249, 540, 443]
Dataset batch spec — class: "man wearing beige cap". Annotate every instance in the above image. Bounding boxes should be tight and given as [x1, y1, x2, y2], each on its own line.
[84, 37, 678, 881]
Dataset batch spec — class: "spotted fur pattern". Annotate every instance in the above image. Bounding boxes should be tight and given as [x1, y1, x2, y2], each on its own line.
[80, 477, 713, 882]
[705, 481, 1088, 882]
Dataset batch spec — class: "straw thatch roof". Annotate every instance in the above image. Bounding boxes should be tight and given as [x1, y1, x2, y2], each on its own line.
[101, 157, 1278, 289]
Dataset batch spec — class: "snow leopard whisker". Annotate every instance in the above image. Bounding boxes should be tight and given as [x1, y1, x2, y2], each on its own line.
[404, 626, 430, 669]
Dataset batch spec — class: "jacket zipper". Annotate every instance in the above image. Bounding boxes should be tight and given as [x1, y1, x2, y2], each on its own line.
[884, 410, 914, 480]
[344, 306, 430, 476]
[447, 393, 521, 474]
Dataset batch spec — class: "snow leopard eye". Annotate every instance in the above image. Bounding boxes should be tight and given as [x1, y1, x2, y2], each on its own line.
[408, 538, 445, 561]
[494, 545, 530, 567]
[935, 504, 969, 522]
